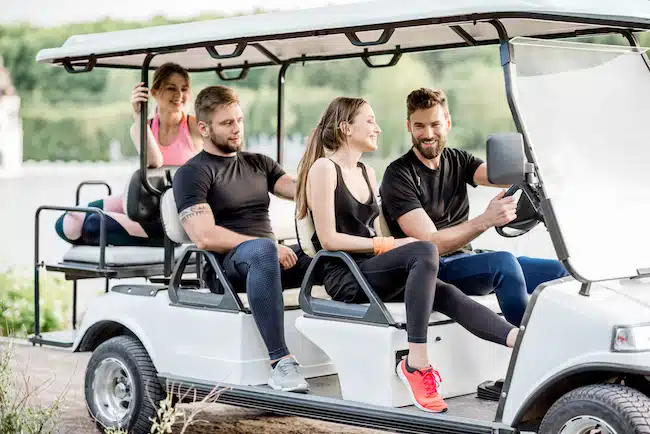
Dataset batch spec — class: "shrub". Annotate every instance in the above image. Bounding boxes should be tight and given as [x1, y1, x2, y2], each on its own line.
[0, 339, 66, 434]
[0, 269, 72, 337]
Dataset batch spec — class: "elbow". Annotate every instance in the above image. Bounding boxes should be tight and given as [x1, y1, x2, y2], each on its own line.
[194, 236, 209, 251]
[148, 158, 163, 169]
[147, 153, 164, 168]
[320, 236, 337, 252]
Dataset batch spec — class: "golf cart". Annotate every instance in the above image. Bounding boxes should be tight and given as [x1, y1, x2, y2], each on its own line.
[32, 1, 650, 433]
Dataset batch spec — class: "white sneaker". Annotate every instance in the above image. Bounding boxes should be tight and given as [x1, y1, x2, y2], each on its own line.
[267, 357, 310, 393]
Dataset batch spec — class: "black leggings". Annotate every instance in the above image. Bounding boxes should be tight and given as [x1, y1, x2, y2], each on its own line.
[213, 239, 312, 360]
[328, 241, 515, 345]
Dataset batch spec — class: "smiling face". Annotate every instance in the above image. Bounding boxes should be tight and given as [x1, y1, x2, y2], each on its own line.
[345, 102, 382, 153]
[407, 104, 451, 160]
[151, 72, 190, 113]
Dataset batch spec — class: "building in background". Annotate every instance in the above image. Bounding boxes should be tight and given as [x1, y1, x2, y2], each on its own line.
[0, 55, 23, 177]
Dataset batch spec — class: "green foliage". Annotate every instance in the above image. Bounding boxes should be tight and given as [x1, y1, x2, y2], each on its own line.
[360, 55, 438, 158]
[0, 269, 72, 337]
[20, 103, 135, 161]
[1, 16, 647, 162]
[0, 340, 65, 434]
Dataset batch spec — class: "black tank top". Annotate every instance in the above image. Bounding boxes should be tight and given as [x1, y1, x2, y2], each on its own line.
[312, 159, 379, 257]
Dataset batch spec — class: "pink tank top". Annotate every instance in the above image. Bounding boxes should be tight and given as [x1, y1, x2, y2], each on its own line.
[150, 111, 198, 165]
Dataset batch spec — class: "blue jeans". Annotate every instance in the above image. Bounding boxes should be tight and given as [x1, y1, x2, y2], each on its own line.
[438, 251, 569, 327]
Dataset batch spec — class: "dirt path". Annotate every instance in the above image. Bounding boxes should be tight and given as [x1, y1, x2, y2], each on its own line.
[5, 339, 385, 434]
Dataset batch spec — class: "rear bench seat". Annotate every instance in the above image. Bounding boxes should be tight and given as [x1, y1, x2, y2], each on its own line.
[45, 167, 191, 279]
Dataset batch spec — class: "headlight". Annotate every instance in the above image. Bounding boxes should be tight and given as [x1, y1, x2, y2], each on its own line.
[612, 324, 650, 352]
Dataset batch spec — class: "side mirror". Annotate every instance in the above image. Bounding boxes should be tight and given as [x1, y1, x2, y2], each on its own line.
[486, 133, 531, 185]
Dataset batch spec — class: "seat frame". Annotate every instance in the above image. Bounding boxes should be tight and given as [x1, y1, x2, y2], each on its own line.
[32, 180, 195, 347]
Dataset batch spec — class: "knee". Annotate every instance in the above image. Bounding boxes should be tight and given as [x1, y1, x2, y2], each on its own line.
[491, 251, 521, 272]
[490, 251, 526, 283]
[548, 260, 569, 278]
[408, 241, 440, 273]
[248, 238, 280, 265]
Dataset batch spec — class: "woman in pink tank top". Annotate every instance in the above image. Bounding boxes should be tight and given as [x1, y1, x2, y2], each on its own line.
[132, 62, 203, 166]
[55, 63, 203, 246]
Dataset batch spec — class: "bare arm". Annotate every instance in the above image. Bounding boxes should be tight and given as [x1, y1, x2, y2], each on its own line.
[396, 188, 517, 255]
[308, 159, 374, 253]
[397, 208, 488, 256]
[273, 173, 297, 200]
[473, 163, 512, 188]
[129, 121, 164, 169]
[129, 82, 164, 168]
[179, 203, 257, 254]
[187, 115, 204, 153]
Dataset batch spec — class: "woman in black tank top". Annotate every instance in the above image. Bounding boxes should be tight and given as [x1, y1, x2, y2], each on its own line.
[295, 97, 518, 414]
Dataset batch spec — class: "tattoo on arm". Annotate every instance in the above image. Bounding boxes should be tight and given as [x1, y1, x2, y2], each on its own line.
[179, 204, 210, 223]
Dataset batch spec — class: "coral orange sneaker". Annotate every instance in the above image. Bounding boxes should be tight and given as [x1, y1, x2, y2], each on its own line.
[396, 358, 448, 413]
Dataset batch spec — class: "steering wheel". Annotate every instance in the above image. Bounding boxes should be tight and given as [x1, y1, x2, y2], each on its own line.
[495, 183, 543, 238]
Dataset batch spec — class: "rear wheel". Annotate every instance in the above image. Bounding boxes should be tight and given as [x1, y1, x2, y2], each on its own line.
[84, 335, 166, 434]
[539, 384, 650, 434]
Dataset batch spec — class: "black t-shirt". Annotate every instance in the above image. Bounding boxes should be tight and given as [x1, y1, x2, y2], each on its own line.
[379, 148, 484, 243]
[173, 150, 285, 239]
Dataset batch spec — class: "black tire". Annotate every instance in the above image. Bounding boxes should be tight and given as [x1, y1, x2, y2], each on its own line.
[84, 335, 166, 434]
[539, 384, 650, 434]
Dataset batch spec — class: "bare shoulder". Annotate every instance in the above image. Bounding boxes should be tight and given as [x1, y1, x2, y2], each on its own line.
[309, 157, 336, 178]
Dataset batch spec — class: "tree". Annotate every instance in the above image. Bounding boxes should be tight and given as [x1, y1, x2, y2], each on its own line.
[360, 54, 437, 158]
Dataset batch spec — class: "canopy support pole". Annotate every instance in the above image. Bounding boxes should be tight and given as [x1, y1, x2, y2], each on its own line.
[277, 63, 291, 165]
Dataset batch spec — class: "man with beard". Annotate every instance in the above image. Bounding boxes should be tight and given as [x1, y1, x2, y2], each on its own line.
[173, 85, 311, 393]
[379, 87, 568, 327]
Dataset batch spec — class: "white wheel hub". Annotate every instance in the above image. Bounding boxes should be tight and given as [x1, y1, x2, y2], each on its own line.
[560, 415, 618, 434]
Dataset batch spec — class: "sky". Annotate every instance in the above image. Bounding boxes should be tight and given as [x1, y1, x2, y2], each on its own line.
[1, 0, 368, 27]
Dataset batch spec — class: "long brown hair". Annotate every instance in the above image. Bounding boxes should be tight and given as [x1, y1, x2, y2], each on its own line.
[151, 62, 190, 92]
[295, 96, 368, 219]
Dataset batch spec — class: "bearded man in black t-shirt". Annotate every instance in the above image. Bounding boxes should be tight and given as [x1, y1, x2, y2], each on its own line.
[173, 85, 311, 393]
[379, 88, 568, 327]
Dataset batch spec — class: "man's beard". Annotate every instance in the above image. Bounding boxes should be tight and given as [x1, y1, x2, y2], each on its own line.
[208, 128, 241, 154]
[412, 134, 447, 159]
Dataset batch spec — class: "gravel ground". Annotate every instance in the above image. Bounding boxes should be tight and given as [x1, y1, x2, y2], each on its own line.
[4, 339, 386, 434]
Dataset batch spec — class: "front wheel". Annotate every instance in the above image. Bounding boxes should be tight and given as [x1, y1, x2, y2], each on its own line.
[84, 335, 166, 434]
[539, 384, 650, 434]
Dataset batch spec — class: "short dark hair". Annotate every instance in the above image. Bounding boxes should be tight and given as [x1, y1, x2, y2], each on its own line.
[194, 85, 240, 124]
[406, 88, 448, 119]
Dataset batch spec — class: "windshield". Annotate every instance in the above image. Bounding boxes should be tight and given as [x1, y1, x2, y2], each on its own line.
[509, 36, 650, 282]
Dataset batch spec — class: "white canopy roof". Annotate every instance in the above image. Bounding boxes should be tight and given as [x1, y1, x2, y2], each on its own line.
[36, 0, 650, 71]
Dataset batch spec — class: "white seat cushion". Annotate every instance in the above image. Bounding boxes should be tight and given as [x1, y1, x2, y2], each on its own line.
[384, 293, 502, 324]
[160, 190, 192, 244]
[62, 244, 192, 267]
[189, 285, 331, 309]
[269, 195, 298, 242]
[240, 285, 330, 309]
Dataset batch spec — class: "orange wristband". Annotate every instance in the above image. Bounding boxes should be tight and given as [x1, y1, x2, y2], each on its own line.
[373, 236, 394, 255]
[373, 237, 382, 256]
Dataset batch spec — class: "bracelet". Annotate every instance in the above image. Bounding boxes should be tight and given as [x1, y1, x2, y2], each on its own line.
[373, 236, 395, 255]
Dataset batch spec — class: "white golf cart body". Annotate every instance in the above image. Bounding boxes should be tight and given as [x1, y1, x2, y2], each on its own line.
[32, 1, 650, 433]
